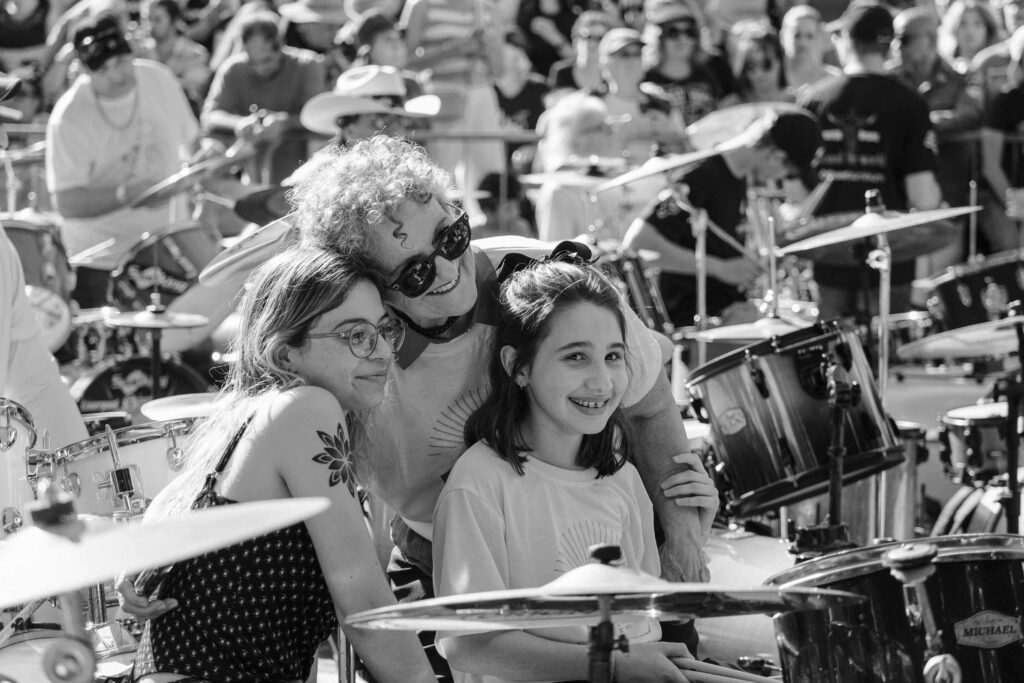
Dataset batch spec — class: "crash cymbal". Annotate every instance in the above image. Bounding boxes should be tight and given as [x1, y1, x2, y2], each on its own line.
[200, 217, 297, 287]
[130, 143, 257, 208]
[0, 497, 329, 609]
[234, 184, 291, 226]
[141, 392, 218, 421]
[104, 309, 209, 330]
[593, 148, 723, 193]
[896, 315, 1024, 361]
[347, 561, 864, 631]
[686, 102, 808, 151]
[779, 206, 981, 262]
[691, 316, 811, 343]
[519, 171, 607, 189]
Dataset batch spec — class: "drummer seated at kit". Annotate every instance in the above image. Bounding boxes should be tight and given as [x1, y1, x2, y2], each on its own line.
[45, 12, 219, 309]
[621, 108, 823, 329]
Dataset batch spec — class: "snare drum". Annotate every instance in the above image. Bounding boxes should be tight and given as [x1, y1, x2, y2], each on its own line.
[51, 418, 197, 515]
[0, 399, 36, 537]
[70, 356, 212, 424]
[107, 222, 221, 311]
[939, 402, 1012, 484]
[686, 320, 904, 517]
[766, 534, 1024, 682]
[925, 250, 1024, 332]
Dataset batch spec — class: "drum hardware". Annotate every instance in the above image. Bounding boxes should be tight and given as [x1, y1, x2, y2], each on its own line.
[0, 398, 34, 452]
[685, 103, 808, 152]
[139, 391, 217, 422]
[128, 137, 256, 210]
[968, 179, 979, 262]
[1, 144, 23, 212]
[348, 543, 860, 683]
[881, 543, 962, 683]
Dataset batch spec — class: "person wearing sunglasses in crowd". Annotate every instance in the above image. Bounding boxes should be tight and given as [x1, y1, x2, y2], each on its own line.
[120, 135, 719, 679]
[546, 10, 612, 95]
[125, 246, 437, 683]
[731, 22, 791, 104]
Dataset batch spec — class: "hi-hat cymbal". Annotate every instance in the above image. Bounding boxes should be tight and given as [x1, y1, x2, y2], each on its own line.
[897, 315, 1024, 360]
[104, 309, 210, 330]
[347, 561, 864, 631]
[686, 102, 807, 151]
[691, 316, 811, 343]
[0, 497, 329, 609]
[141, 392, 218, 421]
[130, 143, 257, 208]
[779, 206, 981, 259]
[593, 148, 722, 193]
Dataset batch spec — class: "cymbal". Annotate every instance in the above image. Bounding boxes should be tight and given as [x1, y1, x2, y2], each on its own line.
[104, 309, 210, 330]
[141, 392, 218, 421]
[685, 102, 808, 151]
[199, 217, 297, 287]
[130, 143, 257, 208]
[779, 206, 980, 261]
[593, 148, 722, 193]
[1, 140, 45, 166]
[347, 561, 864, 631]
[0, 497, 329, 609]
[234, 184, 291, 226]
[519, 171, 607, 189]
[896, 315, 1024, 361]
[691, 316, 811, 343]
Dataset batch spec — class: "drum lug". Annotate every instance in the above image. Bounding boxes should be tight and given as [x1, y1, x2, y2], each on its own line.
[749, 365, 770, 399]
[690, 396, 709, 423]
[833, 341, 853, 372]
[1, 505, 23, 534]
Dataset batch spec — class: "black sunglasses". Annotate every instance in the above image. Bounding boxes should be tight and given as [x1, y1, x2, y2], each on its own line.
[387, 211, 472, 298]
[661, 22, 698, 40]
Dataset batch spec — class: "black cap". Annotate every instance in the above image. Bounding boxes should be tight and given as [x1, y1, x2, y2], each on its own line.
[73, 13, 132, 71]
[826, 1, 894, 46]
[767, 109, 823, 172]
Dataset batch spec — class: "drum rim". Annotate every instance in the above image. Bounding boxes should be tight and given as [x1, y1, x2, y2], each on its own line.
[109, 220, 214, 270]
[764, 533, 1024, 588]
[942, 401, 1008, 425]
[0, 398, 36, 449]
[685, 319, 844, 386]
[54, 417, 198, 460]
[924, 249, 1024, 288]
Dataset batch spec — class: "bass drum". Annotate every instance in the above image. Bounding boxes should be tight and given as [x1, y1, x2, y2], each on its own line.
[70, 356, 212, 424]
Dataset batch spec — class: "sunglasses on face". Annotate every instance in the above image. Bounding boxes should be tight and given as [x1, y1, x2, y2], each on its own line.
[387, 210, 472, 298]
[745, 56, 777, 72]
[661, 22, 698, 40]
[306, 317, 407, 358]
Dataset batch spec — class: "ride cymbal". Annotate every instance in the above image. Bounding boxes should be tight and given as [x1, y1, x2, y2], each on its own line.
[896, 315, 1024, 360]
[103, 309, 210, 330]
[690, 316, 810, 343]
[130, 142, 257, 208]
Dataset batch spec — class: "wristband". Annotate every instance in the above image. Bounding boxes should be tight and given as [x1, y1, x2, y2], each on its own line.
[115, 183, 128, 205]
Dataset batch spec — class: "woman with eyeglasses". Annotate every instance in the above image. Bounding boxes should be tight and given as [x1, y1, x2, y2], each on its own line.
[123, 246, 437, 683]
[731, 22, 791, 103]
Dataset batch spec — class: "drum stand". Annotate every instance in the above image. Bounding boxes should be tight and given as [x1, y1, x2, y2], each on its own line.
[584, 545, 629, 683]
[992, 315, 1024, 535]
[790, 362, 860, 562]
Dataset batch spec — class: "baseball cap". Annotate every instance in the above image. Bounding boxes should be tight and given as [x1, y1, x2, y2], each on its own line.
[599, 28, 643, 58]
[646, 0, 697, 26]
[826, 1, 894, 46]
[73, 12, 132, 71]
[766, 109, 823, 172]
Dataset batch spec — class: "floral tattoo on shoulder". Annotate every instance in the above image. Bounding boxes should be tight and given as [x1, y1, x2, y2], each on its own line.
[312, 423, 356, 497]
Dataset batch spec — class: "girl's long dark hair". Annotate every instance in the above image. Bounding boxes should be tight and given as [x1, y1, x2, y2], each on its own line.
[465, 261, 634, 478]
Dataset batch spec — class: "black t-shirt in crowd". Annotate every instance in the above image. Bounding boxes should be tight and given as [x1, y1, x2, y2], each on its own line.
[642, 155, 748, 325]
[799, 73, 937, 284]
[985, 84, 1024, 188]
[643, 62, 727, 126]
[495, 77, 549, 163]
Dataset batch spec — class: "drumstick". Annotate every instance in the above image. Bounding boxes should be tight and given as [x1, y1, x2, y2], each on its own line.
[68, 238, 117, 265]
[671, 657, 777, 683]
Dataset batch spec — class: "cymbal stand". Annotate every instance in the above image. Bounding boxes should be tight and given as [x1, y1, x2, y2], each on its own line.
[1, 149, 20, 213]
[147, 292, 166, 401]
[790, 362, 859, 561]
[863, 190, 893, 410]
[693, 207, 709, 366]
[968, 179, 979, 262]
[585, 545, 629, 683]
[752, 188, 788, 320]
[994, 316, 1023, 534]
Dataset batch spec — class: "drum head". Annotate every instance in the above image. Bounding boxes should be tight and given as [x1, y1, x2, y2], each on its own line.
[943, 402, 1007, 426]
[107, 222, 221, 310]
[71, 356, 212, 423]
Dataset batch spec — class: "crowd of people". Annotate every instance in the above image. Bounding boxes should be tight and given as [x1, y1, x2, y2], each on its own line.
[4, 0, 1024, 681]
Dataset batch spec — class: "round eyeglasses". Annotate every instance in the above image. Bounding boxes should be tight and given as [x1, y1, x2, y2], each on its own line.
[387, 211, 472, 298]
[306, 318, 407, 358]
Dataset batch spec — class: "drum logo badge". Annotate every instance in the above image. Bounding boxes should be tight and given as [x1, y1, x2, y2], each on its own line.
[954, 610, 1022, 649]
[716, 407, 747, 436]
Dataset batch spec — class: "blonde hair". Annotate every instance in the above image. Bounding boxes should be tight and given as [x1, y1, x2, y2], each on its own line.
[152, 247, 381, 519]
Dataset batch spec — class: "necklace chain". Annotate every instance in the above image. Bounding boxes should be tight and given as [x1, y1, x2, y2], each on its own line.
[93, 85, 139, 131]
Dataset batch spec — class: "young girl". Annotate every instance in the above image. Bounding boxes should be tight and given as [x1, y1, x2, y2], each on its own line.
[125, 247, 435, 683]
[432, 260, 693, 682]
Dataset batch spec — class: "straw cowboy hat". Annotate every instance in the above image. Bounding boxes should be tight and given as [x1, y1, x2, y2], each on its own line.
[277, 0, 348, 24]
[300, 65, 440, 136]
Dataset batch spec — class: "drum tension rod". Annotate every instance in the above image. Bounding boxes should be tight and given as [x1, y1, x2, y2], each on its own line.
[96, 425, 142, 514]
